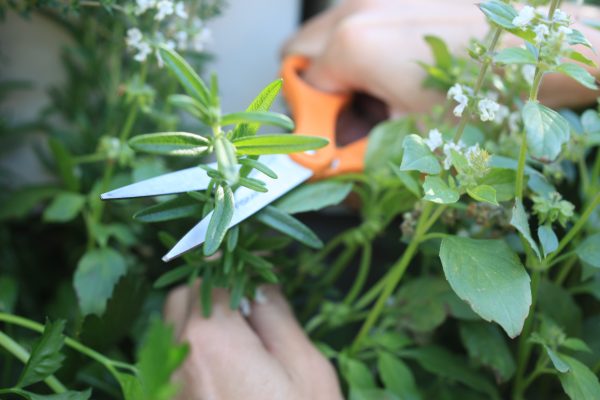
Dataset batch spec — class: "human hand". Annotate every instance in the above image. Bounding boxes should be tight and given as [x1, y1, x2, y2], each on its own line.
[163, 284, 343, 400]
[283, 0, 600, 114]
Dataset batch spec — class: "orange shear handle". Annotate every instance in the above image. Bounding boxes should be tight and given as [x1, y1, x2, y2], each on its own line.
[281, 56, 367, 179]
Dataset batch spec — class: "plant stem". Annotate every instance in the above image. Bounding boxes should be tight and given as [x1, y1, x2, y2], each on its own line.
[515, 131, 528, 200]
[344, 243, 372, 305]
[554, 255, 578, 285]
[546, 191, 600, 266]
[512, 270, 541, 400]
[453, 27, 502, 143]
[350, 202, 433, 353]
[0, 313, 137, 377]
[0, 330, 67, 393]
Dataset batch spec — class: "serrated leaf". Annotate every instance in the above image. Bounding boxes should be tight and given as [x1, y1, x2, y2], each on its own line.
[43, 192, 85, 223]
[478, 0, 518, 29]
[422, 176, 459, 204]
[134, 196, 202, 223]
[399, 134, 441, 175]
[510, 200, 542, 259]
[134, 318, 189, 400]
[128, 132, 209, 156]
[576, 233, 600, 268]
[562, 338, 592, 353]
[204, 185, 234, 256]
[221, 111, 294, 131]
[556, 63, 598, 90]
[214, 135, 239, 184]
[159, 46, 210, 106]
[522, 101, 570, 162]
[275, 181, 352, 214]
[339, 354, 376, 390]
[255, 205, 323, 249]
[439, 237, 532, 338]
[232, 134, 328, 155]
[467, 185, 498, 205]
[16, 319, 66, 388]
[479, 168, 516, 202]
[568, 29, 593, 48]
[544, 345, 570, 373]
[377, 352, 421, 400]
[459, 321, 516, 383]
[538, 224, 558, 258]
[230, 79, 283, 141]
[558, 355, 600, 400]
[567, 51, 597, 67]
[493, 47, 537, 65]
[74, 248, 127, 316]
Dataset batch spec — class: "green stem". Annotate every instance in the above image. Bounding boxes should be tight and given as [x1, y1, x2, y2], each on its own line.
[515, 131, 528, 200]
[0, 313, 137, 377]
[554, 255, 578, 286]
[350, 202, 434, 353]
[73, 153, 108, 164]
[344, 244, 372, 305]
[0, 330, 67, 393]
[512, 270, 541, 400]
[591, 148, 600, 196]
[546, 191, 600, 265]
[420, 232, 450, 242]
[453, 27, 502, 143]
[578, 157, 590, 197]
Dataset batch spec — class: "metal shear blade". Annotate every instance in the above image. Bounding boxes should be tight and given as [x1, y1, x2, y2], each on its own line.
[100, 162, 217, 200]
[162, 154, 312, 261]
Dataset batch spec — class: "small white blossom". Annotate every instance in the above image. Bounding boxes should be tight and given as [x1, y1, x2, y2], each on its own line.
[553, 9, 570, 24]
[533, 24, 549, 44]
[513, 6, 536, 28]
[442, 141, 465, 170]
[174, 1, 188, 18]
[240, 297, 251, 317]
[447, 84, 470, 117]
[155, 0, 174, 21]
[424, 129, 443, 151]
[134, 41, 152, 62]
[521, 64, 536, 85]
[478, 98, 500, 122]
[135, 0, 155, 15]
[126, 28, 143, 47]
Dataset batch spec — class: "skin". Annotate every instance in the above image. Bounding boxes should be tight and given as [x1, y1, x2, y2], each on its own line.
[164, 1, 600, 398]
[164, 284, 343, 400]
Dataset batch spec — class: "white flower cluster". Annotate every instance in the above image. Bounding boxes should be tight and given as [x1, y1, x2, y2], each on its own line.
[423, 129, 490, 172]
[447, 84, 502, 122]
[126, 0, 212, 64]
[513, 6, 536, 29]
[447, 83, 470, 117]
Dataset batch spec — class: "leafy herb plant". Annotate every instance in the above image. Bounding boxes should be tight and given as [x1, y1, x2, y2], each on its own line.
[2, 0, 600, 399]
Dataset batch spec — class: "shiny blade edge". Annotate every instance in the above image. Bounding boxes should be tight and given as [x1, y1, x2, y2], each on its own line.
[162, 155, 313, 262]
[100, 163, 216, 200]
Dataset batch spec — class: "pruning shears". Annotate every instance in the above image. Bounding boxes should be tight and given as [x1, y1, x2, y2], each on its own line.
[101, 55, 367, 261]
